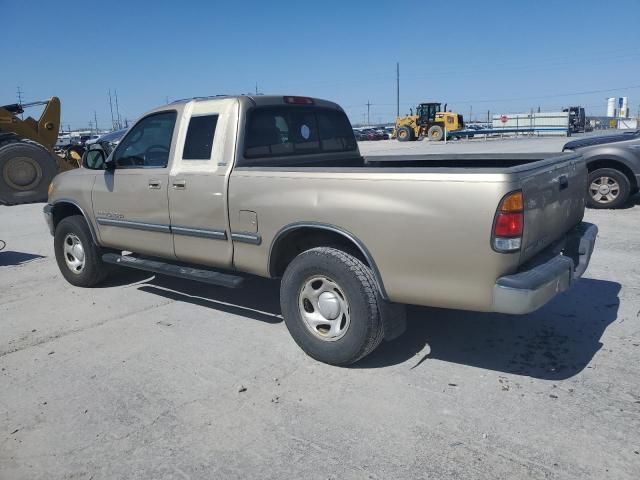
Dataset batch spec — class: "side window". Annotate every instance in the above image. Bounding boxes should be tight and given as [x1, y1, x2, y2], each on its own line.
[113, 111, 177, 168]
[182, 114, 219, 160]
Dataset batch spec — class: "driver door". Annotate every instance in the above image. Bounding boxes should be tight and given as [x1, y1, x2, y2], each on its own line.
[92, 110, 178, 258]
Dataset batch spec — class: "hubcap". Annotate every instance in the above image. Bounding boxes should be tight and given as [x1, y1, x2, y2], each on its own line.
[63, 233, 86, 274]
[590, 176, 620, 204]
[2, 156, 43, 190]
[298, 276, 350, 341]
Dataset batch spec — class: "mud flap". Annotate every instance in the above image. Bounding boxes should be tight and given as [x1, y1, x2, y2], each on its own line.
[379, 300, 407, 341]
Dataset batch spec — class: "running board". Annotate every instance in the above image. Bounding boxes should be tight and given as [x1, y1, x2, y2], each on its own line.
[102, 253, 244, 288]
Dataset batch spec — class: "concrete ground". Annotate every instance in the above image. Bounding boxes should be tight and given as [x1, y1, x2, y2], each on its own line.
[1, 137, 639, 479]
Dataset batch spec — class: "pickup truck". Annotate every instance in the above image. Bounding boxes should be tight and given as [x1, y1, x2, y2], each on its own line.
[44, 95, 598, 365]
[563, 130, 640, 209]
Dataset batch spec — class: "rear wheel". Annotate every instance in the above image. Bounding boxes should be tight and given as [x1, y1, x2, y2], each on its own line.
[427, 125, 444, 141]
[396, 126, 414, 142]
[0, 140, 58, 205]
[587, 168, 630, 209]
[280, 247, 384, 366]
[54, 215, 110, 287]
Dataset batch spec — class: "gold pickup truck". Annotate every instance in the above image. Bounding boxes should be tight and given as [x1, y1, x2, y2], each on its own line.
[44, 95, 597, 365]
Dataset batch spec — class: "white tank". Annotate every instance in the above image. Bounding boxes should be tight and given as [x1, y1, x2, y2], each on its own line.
[607, 97, 616, 117]
[621, 96, 629, 118]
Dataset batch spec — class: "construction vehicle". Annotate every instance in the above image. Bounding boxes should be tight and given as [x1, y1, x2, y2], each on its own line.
[395, 102, 464, 142]
[0, 97, 79, 205]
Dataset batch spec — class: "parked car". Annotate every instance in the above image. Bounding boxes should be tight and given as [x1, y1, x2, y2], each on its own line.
[44, 95, 597, 365]
[353, 129, 367, 141]
[563, 130, 640, 208]
[361, 128, 385, 141]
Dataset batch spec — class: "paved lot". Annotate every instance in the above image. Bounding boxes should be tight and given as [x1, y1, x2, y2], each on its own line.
[1, 138, 639, 479]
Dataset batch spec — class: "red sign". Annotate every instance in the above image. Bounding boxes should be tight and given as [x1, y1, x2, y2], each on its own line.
[500, 115, 508, 123]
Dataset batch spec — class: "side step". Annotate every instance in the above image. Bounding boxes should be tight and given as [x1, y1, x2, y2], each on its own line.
[102, 253, 244, 288]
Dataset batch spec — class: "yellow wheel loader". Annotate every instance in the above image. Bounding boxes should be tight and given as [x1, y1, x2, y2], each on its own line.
[395, 102, 464, 142]
[0, 97, 79, 205]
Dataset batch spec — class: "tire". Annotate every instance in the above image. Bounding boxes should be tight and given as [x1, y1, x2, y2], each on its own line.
[586, 168, 630, 209]
[427, 125, 444, 141]
[396, 126, 414, 142]
[0, 140, 58, 205]
[54, 215, 110, 287]
[280, 247, 384, 366]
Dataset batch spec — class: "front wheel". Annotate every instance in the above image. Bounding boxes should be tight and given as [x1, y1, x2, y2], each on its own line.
[396, 126, 414, 142]
[54, 215, 111, 287]
[587, 168, 630, 209]
[427, 125, 444, 141]
[280, 247, 384, 366]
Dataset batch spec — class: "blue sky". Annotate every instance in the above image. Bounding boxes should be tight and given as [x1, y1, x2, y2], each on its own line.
[3, 0, 640, 128]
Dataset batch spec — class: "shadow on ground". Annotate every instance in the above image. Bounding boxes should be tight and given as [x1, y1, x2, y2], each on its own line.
[104, 269, 283, 324]
[620, 192, 640, 209]
[0, 251, 45, 267]
[357, 278, 621, 379]
[103, 268, 620, 379]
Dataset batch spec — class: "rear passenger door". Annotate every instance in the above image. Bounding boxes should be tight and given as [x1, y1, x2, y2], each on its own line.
[168, 99, 238, 267]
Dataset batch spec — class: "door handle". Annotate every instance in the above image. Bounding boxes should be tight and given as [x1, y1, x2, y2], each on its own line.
[559, 175, 569, 190]
[148, 179, 162, 189]
[172, 179, 187, 189]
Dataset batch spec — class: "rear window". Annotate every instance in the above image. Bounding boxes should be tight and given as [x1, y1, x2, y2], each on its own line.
[244, 107, 356, 160]
[183, 114, 218, 160]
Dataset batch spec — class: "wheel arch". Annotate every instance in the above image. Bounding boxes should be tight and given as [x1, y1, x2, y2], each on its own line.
[51, 199, 99, 244]
[268, 222, 389, 300]
[586, 156, 638, 191]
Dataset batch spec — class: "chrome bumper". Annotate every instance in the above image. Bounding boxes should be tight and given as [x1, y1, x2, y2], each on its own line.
[43, 204, 55, 236]
[492, 222, 598, 315]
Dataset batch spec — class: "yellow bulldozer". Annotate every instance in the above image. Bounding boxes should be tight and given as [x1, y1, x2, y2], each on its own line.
[0, 97, 79, 205]
[395, 102, 464, 142]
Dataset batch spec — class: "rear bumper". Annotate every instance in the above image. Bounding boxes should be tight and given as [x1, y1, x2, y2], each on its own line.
[492, 222, 597, 315]
[43, 204, 55, 236]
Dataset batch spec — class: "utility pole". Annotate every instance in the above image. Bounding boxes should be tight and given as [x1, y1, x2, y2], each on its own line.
[108, 90, 115, 130]
[94, 111, 99, 134]
[469, 105, 473, 124]
[114, 90, 122, 129]
[16, 86, 24, 119]
[88, 120, 93, 133]
[366, 100, 371, 125]
[396, 62, 400, 118]
[255, 82, 258, 95]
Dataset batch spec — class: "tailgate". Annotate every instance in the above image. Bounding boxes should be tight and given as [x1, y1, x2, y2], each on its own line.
[519, 154, 586, 262]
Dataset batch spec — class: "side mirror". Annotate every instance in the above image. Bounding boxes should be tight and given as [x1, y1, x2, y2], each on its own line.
[82, 149, 106, 170]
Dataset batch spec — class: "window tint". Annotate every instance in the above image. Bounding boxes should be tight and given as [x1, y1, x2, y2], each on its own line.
[244, 107, 356, 159]
[183, 114, 218, 160]
[114, 111, 176, 168]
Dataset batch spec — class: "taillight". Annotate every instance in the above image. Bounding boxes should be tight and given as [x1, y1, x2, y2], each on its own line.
[493, 191, 524, 253]
[283, 96, 314, 105]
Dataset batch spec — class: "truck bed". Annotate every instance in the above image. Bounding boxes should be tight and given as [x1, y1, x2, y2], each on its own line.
[363, 152, 577, 170]
[240, 152, 579, 172]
